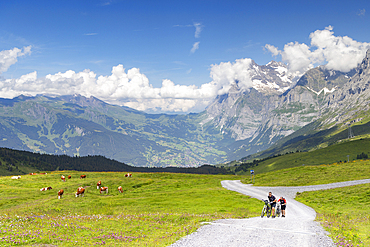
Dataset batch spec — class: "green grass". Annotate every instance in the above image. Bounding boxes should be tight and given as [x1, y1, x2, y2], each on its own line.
[242, 159, 370, 186]
[0, 171, 261, 246]
[235, 138, 370, 175]
[2, 158, 370, 246]
[296, 184, 370, 246]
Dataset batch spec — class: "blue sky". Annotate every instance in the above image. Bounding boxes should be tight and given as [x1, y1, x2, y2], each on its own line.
[1, 0, 370, 112]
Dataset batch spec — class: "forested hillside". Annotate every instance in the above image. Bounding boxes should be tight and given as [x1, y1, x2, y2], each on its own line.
[0, 148, 230, 176]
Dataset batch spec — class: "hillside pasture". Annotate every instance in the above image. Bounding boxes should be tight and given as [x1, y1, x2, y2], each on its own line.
[232, 138, 370, 175]
[243, 159, 370, 186]
[0, 171, 260, 246]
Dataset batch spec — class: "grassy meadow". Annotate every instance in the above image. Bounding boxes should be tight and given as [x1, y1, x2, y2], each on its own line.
[1, 156, 369, 246]
[0, 171, 261, 246]
[297, 183, 370, 247]
[243, 159, 370, 186]
[231, 138, 370, 175]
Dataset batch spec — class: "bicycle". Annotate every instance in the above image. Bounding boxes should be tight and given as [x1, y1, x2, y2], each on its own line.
[275, 201, 281, 217]
[261, 199, 272, 218]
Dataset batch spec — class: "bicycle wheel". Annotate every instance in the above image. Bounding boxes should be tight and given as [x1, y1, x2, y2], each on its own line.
[276, 207, 281, 217]
[267, 207, 271, 218]
[261, 207, 266, 218]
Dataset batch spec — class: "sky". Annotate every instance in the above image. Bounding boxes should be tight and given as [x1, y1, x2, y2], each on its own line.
[1, 0, 370, 113]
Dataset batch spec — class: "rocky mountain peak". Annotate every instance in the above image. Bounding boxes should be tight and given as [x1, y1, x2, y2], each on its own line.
[248, 60, 294, 95]
[345, 48, 370, 83]
[266, 60, 286, 68]
[358, 49, 370, 76]
[204, 51, 370, 158]
[321, 49, 370, 127]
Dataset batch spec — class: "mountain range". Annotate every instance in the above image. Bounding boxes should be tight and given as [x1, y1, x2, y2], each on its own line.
[1, 50, 370, 167]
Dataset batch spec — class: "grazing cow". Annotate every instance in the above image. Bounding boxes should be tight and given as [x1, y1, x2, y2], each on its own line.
[29, 173, 37, 175]
[11, 176, 21, 179]
[40, 173, 47, 175]
[58, 189, 64, 199]
[118, 186, 123, 193]
[68, 175, 71, 179]
[61, 175, 66, 182]
[100, 187, 108, 194]
[75, 187, 85, 197]
[124, 173, 132, 177]
[40, 186, 52, 191]
[97, 181, 101, 189]
[80, 175, 86, 179]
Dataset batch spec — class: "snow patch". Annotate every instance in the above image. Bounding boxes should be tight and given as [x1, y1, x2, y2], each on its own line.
[252, 79, 286, 93]
[306, 86, 336, 95]
[253, 65, 259, 72]
[274, 66, 288, 74]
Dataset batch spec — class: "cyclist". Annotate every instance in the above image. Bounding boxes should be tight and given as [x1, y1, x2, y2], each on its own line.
[268, 192, 277, 218]
[278, 196, 287, 217]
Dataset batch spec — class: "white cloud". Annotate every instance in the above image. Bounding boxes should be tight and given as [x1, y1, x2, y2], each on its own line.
[265, 44, 280, 56]
[190, 42, 200, 53]
[0, 46, 32, 74]
[0, 56, 256, 113]
[209, 58, 254, 94]
[194, 22, 202, 38]
[100, 0, 112, 6]
[0, 62, 209, 112]
[265, 26, 370, 74]
[173, 22, 203, 38]
[358, 9, 366, 16]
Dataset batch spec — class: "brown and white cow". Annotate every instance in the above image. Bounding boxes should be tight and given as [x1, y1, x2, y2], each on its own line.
[124, 173, 132, 178]
[40, 186, 52, 191]
[118, 186, 123, 193]
[40, 173, 47, 175]
[68, 175, 71, 179]
[11, 176, 21, 179]
[58, 189, 64, 199]
[97, 181, 102, 189]
[80, 175, 86, 179]
[29, 173, 37, 175]
[61, 175, 66, 182]
[100, 187, 108, 194]
[75, 187, 85, 197]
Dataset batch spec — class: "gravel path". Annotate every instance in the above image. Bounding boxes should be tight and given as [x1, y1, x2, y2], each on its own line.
[170, 179, 370, 247]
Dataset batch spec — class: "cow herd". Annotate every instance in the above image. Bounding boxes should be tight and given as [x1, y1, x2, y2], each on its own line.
[12, 172, 133, 199]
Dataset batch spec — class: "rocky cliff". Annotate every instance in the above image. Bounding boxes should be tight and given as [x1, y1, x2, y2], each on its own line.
[203, 57, 359, 158]
[241, 49, 370, 160]
[322, 49, 370, 127]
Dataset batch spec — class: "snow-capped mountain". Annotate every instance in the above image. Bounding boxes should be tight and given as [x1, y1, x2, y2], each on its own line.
[254, 49, 370, 160]
[203, 58, 356, 160]
[249, 60, 297, 95]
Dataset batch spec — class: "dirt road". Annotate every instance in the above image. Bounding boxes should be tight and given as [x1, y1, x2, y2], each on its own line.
[170, 179, 370, 247]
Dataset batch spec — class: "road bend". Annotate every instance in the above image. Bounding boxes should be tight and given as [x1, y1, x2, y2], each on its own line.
[170, 179, 370, 247]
